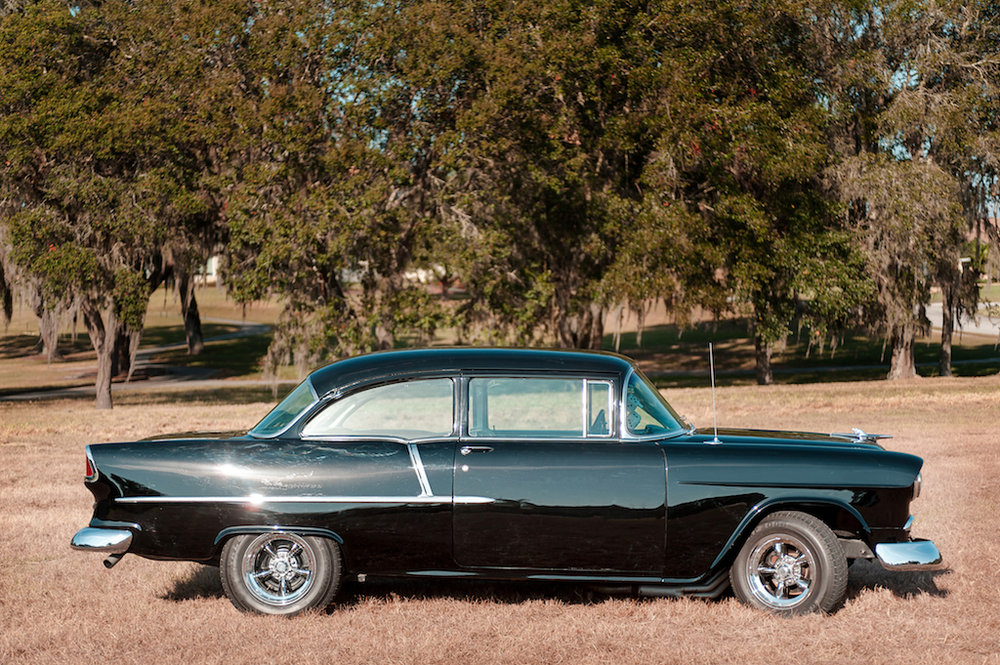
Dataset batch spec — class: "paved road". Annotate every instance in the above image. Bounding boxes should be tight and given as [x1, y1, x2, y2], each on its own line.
[925, 302, 1000, 341]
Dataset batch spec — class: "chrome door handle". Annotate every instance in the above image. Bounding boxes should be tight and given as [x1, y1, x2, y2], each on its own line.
[460, 445, 494, 455]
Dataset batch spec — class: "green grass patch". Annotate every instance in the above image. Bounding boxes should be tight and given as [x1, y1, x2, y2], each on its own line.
[611, 319, 1000, 388]
[139, 323, 244, 349]
[146, 332, 275, 378]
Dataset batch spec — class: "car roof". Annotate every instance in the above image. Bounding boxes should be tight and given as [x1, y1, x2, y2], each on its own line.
[307, 347, 636, 397]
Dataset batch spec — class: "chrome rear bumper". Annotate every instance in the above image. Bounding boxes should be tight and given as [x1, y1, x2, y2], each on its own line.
[875, 539, 944, 571]
[71, 527, 132, 554]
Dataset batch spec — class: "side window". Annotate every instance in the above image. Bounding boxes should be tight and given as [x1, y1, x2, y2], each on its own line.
[624, 371, 683, 436]
[468, 377, 613, 438]
[588, 381, 612, 436]
[301, 378, 454, 439]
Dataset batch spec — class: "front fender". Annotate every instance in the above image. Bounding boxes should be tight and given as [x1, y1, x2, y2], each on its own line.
[709, 497, 871, 571]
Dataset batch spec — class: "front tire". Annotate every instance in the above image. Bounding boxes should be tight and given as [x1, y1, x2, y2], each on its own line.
[730, 511, 847, 614]
[220, 532, 341, 615]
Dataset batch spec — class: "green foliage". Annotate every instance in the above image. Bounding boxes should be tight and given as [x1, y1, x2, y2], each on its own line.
[2, 0, 996, 392]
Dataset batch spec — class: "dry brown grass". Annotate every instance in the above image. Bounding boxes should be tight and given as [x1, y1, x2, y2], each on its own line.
[1, 377, 999, 665]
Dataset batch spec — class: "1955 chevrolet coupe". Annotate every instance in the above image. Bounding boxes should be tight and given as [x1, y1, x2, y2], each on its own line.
[72, 348, 942, 615]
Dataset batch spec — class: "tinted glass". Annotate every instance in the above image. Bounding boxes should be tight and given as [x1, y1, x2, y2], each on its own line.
[249, 380, 317, 438]
[625, 371, 683, 435]
[302, 378, 454, 439]
[587, 381, 612, 436]
[468, 377, 585, 437]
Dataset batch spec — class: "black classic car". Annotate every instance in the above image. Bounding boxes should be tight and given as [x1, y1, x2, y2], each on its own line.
[72, 348, 942, 615]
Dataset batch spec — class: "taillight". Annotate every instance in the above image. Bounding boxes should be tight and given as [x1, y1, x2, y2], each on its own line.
[84, 447, 97, 482]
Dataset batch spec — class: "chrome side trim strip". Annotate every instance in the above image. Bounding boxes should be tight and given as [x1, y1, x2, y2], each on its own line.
[114, 495, 494, 505]
[407, 443, 434, 497]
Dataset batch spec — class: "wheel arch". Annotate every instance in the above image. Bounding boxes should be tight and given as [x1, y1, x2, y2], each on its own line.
[213, 525, 344, 552]
[712, 497, 870, 570]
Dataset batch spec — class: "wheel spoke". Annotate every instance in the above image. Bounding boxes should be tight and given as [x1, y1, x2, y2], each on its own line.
[234, 532, 337, 610]
[774, 579, 788, 598]
[773, 542, 785, 558]
[757, 565, 776, 575]
[794, 577, 811, 591]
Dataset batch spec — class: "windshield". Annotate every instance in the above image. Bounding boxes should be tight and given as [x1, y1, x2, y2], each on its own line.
[624, 370, 685, 436]
[249, 379, 318, 438]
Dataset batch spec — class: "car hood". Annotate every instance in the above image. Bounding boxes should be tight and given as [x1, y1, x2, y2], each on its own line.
[690, 427, 885, 449]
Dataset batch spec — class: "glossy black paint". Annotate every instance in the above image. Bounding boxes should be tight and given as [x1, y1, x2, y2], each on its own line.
[454, 439, 666, 571]
[78, 347, 928, 593]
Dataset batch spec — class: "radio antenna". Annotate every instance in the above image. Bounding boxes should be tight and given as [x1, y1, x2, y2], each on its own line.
[709, 342, 721, 444]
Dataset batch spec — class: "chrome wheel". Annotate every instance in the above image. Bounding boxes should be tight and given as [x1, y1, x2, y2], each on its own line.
[729, 511, 848, 614]
[745, 533, 815, 609]
[221, 531, 341, 615]
[241, 533, 316, 606]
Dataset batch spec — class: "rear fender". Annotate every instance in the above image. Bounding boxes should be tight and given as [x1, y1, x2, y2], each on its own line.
[214, 525, 345, 549]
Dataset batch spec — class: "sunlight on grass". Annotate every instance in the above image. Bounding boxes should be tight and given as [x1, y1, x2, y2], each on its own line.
[1, 376, 998, 665]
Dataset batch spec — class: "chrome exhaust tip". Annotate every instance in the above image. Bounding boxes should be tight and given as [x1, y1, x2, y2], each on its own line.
[103, 553, 125, 569]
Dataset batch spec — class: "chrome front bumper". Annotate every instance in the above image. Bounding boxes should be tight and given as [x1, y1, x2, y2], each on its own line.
[875, 539, 944, 571]
[71, 527, 132, 554]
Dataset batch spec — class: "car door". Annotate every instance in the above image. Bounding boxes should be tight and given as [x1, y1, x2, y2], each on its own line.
[452, 376, 667, 573]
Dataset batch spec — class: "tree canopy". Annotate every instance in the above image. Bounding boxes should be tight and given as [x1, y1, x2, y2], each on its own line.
[1, 0, 998, 406]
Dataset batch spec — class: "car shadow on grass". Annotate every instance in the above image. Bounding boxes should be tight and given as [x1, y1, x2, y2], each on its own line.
[161, 560, 949, 609]
[162, 568, 610, 607]
[846, 559, 949, 599]
[334, 578, 604, 608]
[161, 564, 225, 601]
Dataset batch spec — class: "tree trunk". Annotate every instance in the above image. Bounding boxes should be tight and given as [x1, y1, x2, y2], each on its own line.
[81, 302, 117, 410]
[0, 261, 12, 325]
[754, 335, 774, 385]
[887, 323, 918, 380]
[939, 281, 956, 377]
[374, 320, 395, 350]
[557, 302, 605, 349]
[587, 302, 605, 350]
[111, 329, 132, 378]
[35, 304, 62, 362]
[178, 272, 204, 355]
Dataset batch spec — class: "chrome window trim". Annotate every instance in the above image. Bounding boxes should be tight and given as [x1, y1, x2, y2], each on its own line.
[620, 367, 637, 439]
[583, 378, 614, 438]
[298, 433, 454, 445]
[465, 374, 617, 441]
[453, 434, 620, 444]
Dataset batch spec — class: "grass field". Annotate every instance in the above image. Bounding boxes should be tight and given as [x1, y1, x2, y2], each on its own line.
[2, 376, 998, 665]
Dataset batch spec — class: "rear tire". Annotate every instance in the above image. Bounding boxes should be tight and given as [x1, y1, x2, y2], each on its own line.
[220, 532, 341, 615]
[730, 511, 847, 615]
